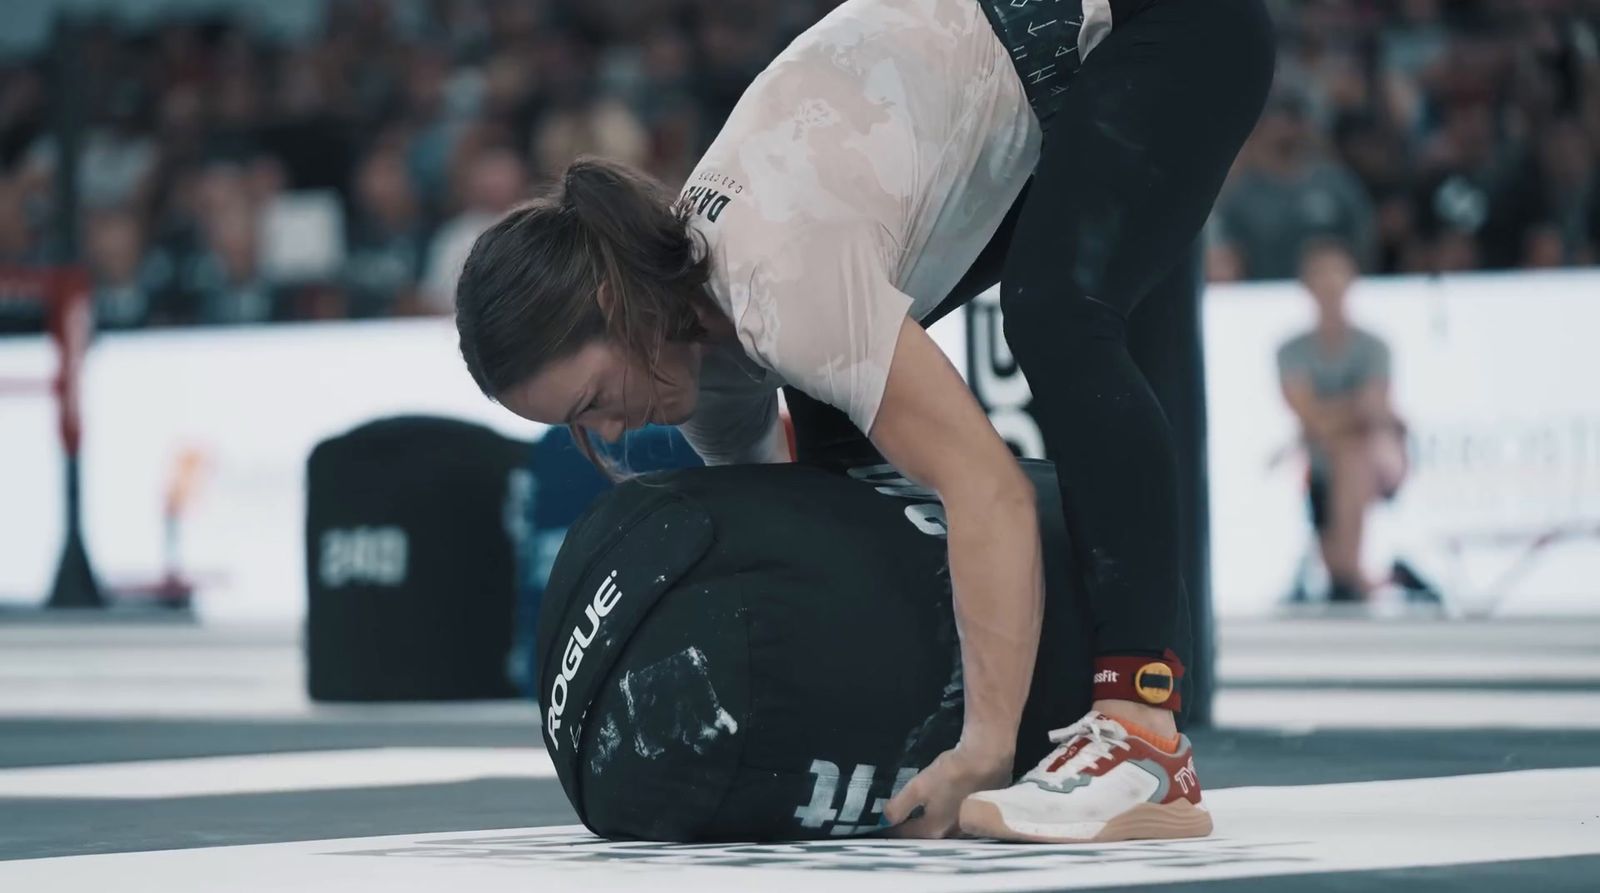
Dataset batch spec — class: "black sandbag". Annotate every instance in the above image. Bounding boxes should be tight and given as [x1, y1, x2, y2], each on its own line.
[536, 460, 1089, 841]
[306, 415, 527, 701]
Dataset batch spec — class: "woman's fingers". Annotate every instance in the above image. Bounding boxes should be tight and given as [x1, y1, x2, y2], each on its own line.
[885, 800, 959, 839]
[882, 759, 961, 838]
[882, 772, 927, 827]
[881, 747, 1012, 838]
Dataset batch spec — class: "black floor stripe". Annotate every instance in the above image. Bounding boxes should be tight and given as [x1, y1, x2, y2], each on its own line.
[0, 719, 539, 769]
[0, 779, 576, 862]
[1023, 853, 1600, 893]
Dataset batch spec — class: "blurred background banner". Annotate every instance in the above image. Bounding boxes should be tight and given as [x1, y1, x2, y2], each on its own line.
[5, 270, 1600, 620]
[1204, 269, 1600, 618]
[0, 317, 525, 618]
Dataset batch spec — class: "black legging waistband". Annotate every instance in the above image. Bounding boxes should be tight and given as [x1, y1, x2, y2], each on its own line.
[973, 0, 1158, 128]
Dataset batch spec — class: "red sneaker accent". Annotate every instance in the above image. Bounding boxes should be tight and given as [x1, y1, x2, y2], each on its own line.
[1127, 733, 1204, 806]
[1040, 720, 1196, 793]
[1044, 738, 1089, 774]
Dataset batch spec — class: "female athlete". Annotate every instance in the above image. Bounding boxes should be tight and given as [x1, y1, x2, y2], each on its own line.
[456, 0, 1273, 841]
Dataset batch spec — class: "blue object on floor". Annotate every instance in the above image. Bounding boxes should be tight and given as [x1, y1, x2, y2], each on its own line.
[509, 425, 702, 696]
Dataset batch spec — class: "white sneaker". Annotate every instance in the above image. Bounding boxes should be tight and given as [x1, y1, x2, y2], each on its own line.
[960, 711, 1212, 843]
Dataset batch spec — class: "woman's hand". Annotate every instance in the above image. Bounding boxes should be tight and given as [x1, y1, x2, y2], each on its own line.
[882, 744, 1013, 838]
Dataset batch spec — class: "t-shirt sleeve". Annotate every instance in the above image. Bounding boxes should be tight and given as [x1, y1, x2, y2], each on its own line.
[678, 356, 786, 466]
[741, 223, 912, 436]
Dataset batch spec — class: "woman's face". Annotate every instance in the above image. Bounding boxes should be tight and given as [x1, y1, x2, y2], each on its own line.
[498, 339, 704, 442]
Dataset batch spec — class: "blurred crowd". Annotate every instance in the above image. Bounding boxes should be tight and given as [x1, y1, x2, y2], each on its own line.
[1214, 0, 1600, 280]
[0, 0, 846, 330]
[0, 0, 1596, 332]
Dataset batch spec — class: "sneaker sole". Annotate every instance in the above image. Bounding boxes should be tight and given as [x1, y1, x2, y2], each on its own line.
[959, 797, 1214, 844]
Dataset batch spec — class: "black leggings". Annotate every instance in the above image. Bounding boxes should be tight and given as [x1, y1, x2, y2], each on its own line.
[788, 0, 1274, 714]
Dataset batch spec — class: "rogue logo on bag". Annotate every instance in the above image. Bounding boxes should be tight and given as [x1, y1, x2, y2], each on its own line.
[546, 570, 624, 749]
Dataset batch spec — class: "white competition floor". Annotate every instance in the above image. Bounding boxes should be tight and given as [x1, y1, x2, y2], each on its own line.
[2, 617, 1599, 892]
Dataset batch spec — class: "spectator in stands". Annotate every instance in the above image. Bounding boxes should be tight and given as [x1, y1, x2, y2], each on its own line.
[191, 199, 275, 325]
[1277, 238, 1405, 603]
[1409, 102, 1513, 272]
[22, 82, 157, 215]
[1332, 113, 1416, 275]
[1378, 0, 1448, 104]
[1213, 94, 1376, 280]
[0, 176, 47, 334]
[531, 98, 650, 182]
[1492, 118, 1598, 268]
[478, 50, 540, 147]
[174, 162, 277, 325]
[420, 144, 527, 313]
[1535, 123, 1598, 266]
[139, 161, 210, 326]
[0, 178, 39, 267]
[641, 30, 703, 184]
[607, 26, 700, 184]
[0, 63, 46, 173]
[400, 44, 468, 212]
[690, 3, 785, 149]
[85, 208, 154, 329]
[345, 144, 429, 317]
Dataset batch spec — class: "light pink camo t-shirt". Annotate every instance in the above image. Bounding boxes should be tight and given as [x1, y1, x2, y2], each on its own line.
[676, 0, 1041, 465]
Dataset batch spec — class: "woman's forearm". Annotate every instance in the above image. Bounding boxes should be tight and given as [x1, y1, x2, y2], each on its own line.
[944, 480, 1044, 762]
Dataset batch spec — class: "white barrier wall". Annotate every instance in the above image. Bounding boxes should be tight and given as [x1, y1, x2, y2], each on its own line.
[1205, 270, 1600, 617]
[0, 320, 533, 620]
[2, 271, 1598, 620]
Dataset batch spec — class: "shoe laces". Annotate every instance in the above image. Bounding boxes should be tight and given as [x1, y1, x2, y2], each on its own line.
[1025, 714, 1132, 781]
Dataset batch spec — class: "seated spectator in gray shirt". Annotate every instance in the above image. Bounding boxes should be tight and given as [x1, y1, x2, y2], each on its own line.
[1214, 95, 1376, 280]
[1277, 238, 1404, 603]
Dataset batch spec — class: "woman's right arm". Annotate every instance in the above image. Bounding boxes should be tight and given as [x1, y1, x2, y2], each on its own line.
[871, 316, 1043, 837]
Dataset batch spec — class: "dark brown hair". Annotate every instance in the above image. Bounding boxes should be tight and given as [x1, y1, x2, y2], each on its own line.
[455, 156, 718, 467]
